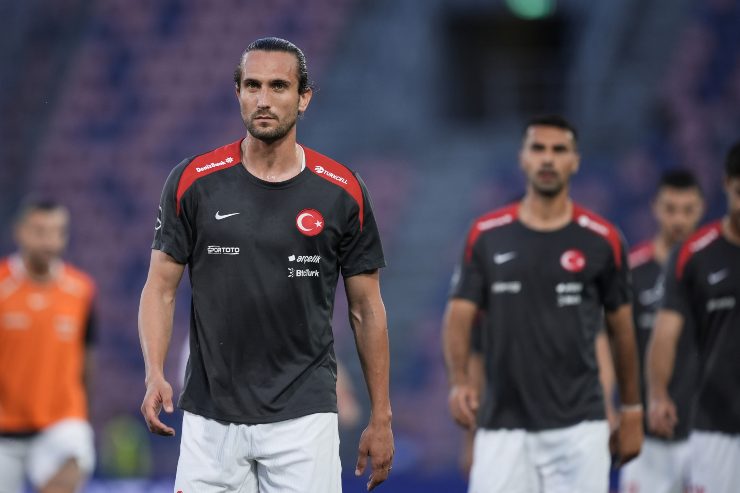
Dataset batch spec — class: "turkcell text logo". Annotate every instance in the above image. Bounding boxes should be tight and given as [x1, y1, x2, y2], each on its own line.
[207, 245, 240, 255]
[314, 165, 348, 185]
[196, 156, 234, 173]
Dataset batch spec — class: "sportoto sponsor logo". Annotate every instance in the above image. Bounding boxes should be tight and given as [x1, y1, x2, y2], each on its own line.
[492, 281, 522, 294]
[314, 165, 348, 185]
[296, 209, 325, 236]
[196, 156, 235, 173]
[207, 245, 240, 255]
[560, 249, 586, 273]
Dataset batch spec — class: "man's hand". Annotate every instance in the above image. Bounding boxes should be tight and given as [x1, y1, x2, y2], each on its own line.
[448, 383, 479, 429]
[648, 395, 678, 438]
[355, 417, 394, 491]
[609, 407, 644, 466]
[141, 375, 176, 436]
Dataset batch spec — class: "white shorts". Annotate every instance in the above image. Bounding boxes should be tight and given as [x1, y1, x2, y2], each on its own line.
[0, 419, 95, 493]
[688, 430, 740, 492]
[619, 436, 690, 493]
[175, 411, 341, 493]
[468, 420, 610, 493]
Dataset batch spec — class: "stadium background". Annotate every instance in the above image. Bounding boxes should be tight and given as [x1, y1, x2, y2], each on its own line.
[1, 0, 738, 491]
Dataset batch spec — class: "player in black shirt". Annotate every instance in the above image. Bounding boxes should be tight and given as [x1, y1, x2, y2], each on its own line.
[443, 115, 643, 493]
[618, 170, 704, 493]
[138, 38, 393, 493]
[647, 142, 740, 492]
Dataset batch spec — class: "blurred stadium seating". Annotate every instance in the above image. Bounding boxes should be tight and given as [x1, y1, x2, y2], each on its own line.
[2, 0, 739, 490]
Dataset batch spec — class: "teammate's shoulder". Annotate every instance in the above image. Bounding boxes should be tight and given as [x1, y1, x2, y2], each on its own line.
[572, 203, 624, 266]
[0, 257, 12, 281]
[59, 262, 96, 298]
[471, 202, 519, 234]
[628, 241, 655, 269]
[676, 221, 723, 278]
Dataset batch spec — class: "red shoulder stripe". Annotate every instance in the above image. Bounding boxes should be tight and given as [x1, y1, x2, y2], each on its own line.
[465, 203, 519, 262]
[304, 146, 365, 229]
[572, 204, 623, 269]
[175, 140, 242, 215]
[676, 221, 722, 279]
[628, 241, 655, 269]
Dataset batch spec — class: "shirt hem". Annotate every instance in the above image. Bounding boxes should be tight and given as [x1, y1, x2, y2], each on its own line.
[179, 403, 338, 425]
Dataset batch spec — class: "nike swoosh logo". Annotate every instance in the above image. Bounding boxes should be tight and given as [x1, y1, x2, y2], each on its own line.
[708, 269, 728, 285]
[493, 252, 517, 265]
[215, 211, 240, 220]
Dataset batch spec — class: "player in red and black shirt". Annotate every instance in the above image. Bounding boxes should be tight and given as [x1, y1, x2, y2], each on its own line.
[138, 38, 393, 493]
[618, 170, 704, 493]
[443, 115, 643, 493]
[647, 142, 740, 492]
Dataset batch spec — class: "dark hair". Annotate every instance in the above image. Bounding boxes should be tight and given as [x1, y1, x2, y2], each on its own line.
[524, 114, 578, 143]
[725, 141, 740, 178]
[233, 37, 312, 94]
[14, 198, 67, 225]
[658, 169, 702, 194]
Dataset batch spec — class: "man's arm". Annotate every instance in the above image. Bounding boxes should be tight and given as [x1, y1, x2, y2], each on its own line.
[460, 349, 484, 476]
[344, 270, 393, 492]
[138, 250, 185, 437]
[604, 304, 644, 465]
[442, 299, 479, 429]
[645, 309, 684, 438]
[595, 329, 619, 431]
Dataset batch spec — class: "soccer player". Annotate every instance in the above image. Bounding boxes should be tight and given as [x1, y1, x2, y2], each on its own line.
[0, 200, 96, 493]
[647, 142, 740, 492]
[619, 170, 704, 493]
[443, 115, 643, 493]
[138, 37, 393, 492]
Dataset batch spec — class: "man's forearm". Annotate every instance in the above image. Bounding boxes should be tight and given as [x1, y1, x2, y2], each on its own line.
[442, 300, 477, 386]
[350, 298, 391, 421]
[606, 306, 641, 405]
[138, 281, 176, 383]
[646, 311, 682, 400]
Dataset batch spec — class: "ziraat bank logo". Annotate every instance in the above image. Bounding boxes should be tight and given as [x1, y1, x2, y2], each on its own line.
[207, 245, 240, 255]
[314, 165, 348, 185]
[196, 156, 234, 173]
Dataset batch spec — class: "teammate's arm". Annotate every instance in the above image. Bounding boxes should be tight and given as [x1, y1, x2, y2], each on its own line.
[138, 249, 185, 437]
[442, 299, 480, 429]
[604, 304, 644, 465]
[645, 308, 684, 438]
[345, 270, 393, 492]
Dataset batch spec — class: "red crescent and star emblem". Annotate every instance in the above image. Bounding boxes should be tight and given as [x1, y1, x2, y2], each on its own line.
[560, 249, 586, 272]
[295, 209, 325, 236]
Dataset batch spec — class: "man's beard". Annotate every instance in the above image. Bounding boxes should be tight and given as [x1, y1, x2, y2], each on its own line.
[247, 110, 298, 143]
[531, 179, 565, 198]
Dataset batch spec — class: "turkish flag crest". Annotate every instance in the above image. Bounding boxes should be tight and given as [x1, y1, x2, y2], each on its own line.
[296, 209, 325, 236]
[560, 249, 586, 273]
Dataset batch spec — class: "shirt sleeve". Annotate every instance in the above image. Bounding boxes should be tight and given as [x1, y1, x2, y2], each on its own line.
[449, 225, 487, 307]
[338, 172, 386, 277]
[151, 160, 194, 264]
[597, 232, 632, 312]
[660, 247, 692, 319]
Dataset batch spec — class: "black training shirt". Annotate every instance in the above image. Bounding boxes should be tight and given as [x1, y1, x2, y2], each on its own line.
[451, 203, 631, 431]
[629, 242, 698, 441]
[152, 140, 385, 424]
[662, 221, 740, 434]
